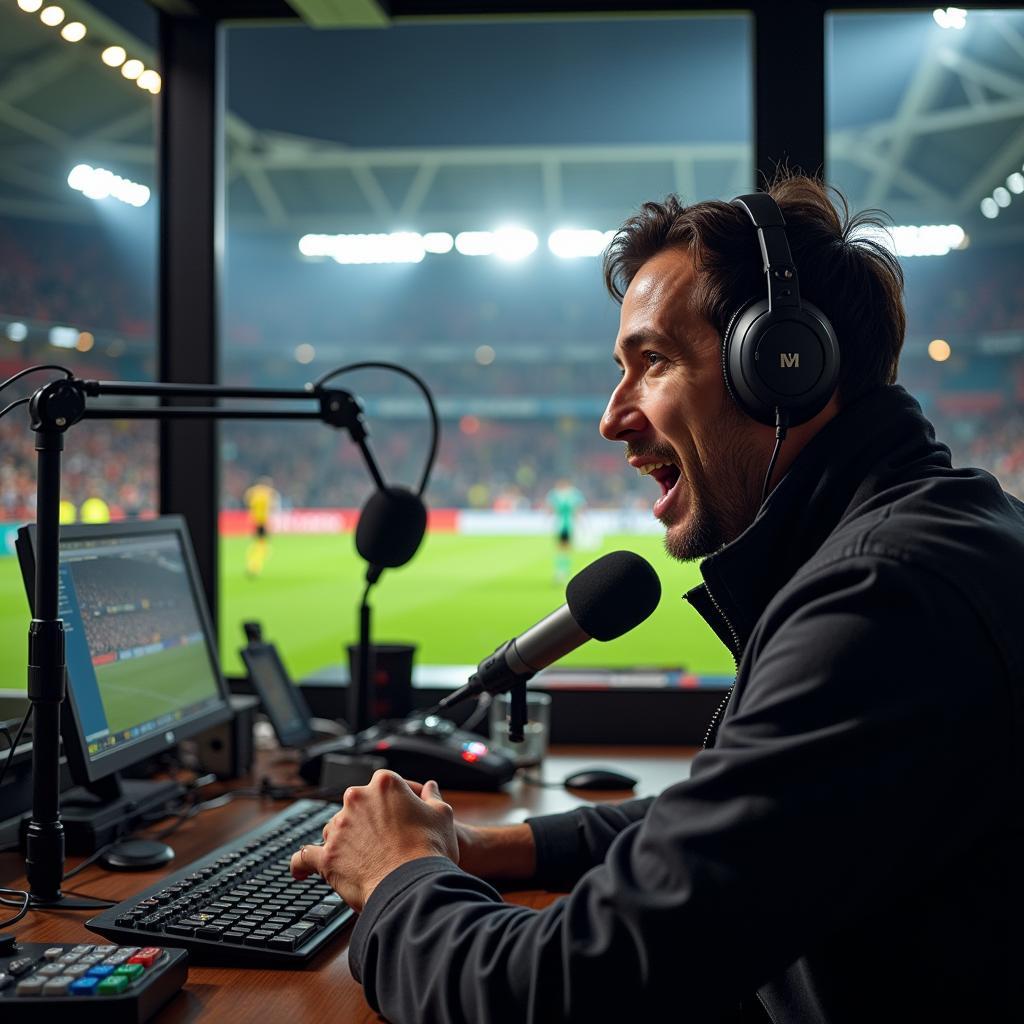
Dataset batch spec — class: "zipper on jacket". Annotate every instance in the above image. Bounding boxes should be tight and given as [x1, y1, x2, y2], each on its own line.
[702, 585, 741, 749]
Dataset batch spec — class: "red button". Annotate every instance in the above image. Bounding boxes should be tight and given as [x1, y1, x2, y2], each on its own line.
[128, 949, 160, 967]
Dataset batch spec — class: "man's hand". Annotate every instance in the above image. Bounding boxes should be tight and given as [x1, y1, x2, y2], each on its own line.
[290, 770, 458, 913]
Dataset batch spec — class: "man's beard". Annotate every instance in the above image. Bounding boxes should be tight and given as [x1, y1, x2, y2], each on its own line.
[636, 410, 763, 563]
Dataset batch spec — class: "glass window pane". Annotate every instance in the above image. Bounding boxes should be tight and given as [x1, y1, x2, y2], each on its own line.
[0, 3, 159, 698]
[220, 16, 752, 682]
[828, 9, 1024, 491]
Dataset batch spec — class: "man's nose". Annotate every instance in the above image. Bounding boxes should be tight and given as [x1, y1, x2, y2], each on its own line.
[600, 382, 647, 441]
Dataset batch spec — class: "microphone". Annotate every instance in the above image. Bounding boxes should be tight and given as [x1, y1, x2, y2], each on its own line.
[438, 550, 661, 709]
[355, 485, 428, 583]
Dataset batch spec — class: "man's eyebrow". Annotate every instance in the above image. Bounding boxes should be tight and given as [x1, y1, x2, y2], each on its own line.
[612, 330, 673, 364]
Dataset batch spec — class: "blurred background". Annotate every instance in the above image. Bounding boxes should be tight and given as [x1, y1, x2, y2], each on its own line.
[2, 3, 1023, 685]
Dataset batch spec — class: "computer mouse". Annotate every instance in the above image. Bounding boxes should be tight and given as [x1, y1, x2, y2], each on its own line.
[563, 768, 638, 791]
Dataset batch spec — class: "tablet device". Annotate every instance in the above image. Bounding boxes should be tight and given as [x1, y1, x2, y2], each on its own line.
[240, 642, 315, 748]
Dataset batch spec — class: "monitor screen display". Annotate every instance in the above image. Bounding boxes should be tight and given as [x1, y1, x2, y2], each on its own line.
[56, 529, 224, 767]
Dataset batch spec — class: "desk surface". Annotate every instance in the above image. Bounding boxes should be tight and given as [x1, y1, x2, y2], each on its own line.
[0, 746, 694, 1022]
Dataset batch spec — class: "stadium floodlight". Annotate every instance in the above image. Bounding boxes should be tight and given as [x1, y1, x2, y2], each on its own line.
[6, 322, 28, 342]
[60, 20, 86, 42]
[932, 7, 966, 30]
[548, 228, 616, 259]
[852, 222, 967, 257]
[422, 232, 454, 254]
[17, 0, 43, 13]
[39, 5, 65, 26]
[455, 228, 538, 260]
[980, 197, 999, 219]
[1007, 172, 1024, 195]
[492, 227, 538, 261]
[101, 45, 127, 67]
[67, 164, 151, 207]
[121, 59, 144, 80]
[993, 186, 1011, 208]
[298, 232, 427, 264]
[48, 326, 79, 349]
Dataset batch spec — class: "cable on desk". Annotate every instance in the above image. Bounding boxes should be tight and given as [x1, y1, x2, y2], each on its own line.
[0, 887, 30, 928]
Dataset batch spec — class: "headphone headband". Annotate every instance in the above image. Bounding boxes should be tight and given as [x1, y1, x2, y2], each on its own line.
[731, 194, 801, 311]
[720, 192, 840, 427]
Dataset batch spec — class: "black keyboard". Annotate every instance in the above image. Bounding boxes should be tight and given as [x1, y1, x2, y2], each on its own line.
[87, 799, 353, 963]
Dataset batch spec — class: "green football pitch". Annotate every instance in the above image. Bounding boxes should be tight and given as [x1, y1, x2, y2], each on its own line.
[218, 533, 735, 681]
[0, 534, 736, 694]
[94, 642, 219, 736]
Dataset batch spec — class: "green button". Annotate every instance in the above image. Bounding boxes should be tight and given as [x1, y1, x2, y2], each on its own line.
[97, 975, 130, 994]
[114, 964, 144, 980]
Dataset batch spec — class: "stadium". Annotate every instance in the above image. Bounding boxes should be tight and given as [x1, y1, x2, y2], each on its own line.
[2, 3, 1024, 690]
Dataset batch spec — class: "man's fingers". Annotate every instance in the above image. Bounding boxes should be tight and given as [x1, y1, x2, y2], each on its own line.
[421, 779, 442, 801]
[290, 843, 325, 880]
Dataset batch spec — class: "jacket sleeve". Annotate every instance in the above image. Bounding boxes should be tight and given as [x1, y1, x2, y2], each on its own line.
[525, 797, 656, 891]
[348, 558, 1010, 1024]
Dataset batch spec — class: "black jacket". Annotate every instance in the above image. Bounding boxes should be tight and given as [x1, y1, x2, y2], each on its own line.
[349, 386, 1023, 1023]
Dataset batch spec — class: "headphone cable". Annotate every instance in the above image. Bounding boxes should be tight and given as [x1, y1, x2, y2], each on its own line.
[761, 407, 790, 507]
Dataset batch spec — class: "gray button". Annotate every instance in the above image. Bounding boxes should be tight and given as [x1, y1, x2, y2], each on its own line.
[42, 947, 64, 960]
[15, 977, 45, 996]
[42, 976, 74, 995]
[70, 945, 94, 955]
[35, 964, 63, 977]
[65, 965, 90, 977]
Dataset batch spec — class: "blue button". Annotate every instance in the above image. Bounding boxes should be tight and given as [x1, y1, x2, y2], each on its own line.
[70, 977, 101, 994]
[86, 965, 115, 978]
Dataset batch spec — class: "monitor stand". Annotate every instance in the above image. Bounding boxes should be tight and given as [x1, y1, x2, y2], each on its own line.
[56, 773, 186, 855]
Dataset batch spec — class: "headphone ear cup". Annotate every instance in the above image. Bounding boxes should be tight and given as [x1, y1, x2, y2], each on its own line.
[720, 300, 751, 412]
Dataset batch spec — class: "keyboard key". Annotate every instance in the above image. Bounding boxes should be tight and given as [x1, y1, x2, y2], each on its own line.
[267, 934, 298, 951]
[98, 974, 130, 994]
[42, 947, 64, 960]
[42, 975, 74, 995]
[15, 977, 45, 995]
[115, 963, 145, 980]
[8, 958, 35, 976]
[35, 964, 63, 976]
[0, 973, 13, 990]
[70, 945, 94, 955]
[70, 977, 101, 994]
[87, 965, 116, 978]
[196, 926, 226, 939]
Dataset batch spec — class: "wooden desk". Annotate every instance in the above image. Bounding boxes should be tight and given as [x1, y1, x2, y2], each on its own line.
[0, 746, 694, 1022]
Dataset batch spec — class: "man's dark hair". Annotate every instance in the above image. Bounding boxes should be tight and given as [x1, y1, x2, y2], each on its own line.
[603, 174, 906, 406]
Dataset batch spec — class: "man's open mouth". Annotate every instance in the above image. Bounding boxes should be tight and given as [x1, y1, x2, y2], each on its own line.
[637, 460, 683, 497]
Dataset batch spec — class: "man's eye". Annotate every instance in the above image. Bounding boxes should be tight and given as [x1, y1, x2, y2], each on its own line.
[643, 351, 664, 368]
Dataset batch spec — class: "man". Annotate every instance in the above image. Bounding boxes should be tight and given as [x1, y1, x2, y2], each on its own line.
[292, 176, 1022, 1022]
[243, 476, 278, 578]
[546, 477, 585, 583]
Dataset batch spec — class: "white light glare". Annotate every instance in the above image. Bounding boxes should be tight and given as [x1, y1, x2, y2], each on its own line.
[6, 322, 28, 342]
[101, 45, 127, 67]
[295, 343, 316, 364]
[17, 1, 43, 13]
[137, 69, 161, 93]
[60, 20, 86, 41]
[853, 223, 967, 257]
[933, 7, 967, 30]
[548, 228, 616, 259]
[422, 232, 454, 254]
[121, 59, 144, 80]
[49, 326, 79, 349]
[39, 5, 64, 26]
[1008, 172, 1024, 195]
[298, 232, 426, 264]
[980, 197, 999, 219]
[455, 227, 538, 261]
[67, 164, 151, 207]
[993, 186, 1011, 208]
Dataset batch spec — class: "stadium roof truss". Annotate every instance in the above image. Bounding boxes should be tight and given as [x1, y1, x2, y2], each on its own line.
[0, 3, 1022, 238]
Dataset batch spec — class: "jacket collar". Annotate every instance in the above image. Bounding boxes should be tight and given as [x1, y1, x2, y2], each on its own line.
[684, 385, 943, 656]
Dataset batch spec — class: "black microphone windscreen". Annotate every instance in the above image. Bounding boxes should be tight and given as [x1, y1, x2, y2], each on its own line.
[565, 550, 661, 641]
[355, 486, 427, 569]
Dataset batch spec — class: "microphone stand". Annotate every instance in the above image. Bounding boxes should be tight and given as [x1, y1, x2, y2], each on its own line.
[22, 374, 386, 907]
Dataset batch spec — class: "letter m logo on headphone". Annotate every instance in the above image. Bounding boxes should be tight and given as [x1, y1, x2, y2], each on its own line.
[780, 352, 800, 368]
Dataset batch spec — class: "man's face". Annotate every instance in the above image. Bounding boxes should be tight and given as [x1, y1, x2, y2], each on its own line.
[601, 247, 764, 561]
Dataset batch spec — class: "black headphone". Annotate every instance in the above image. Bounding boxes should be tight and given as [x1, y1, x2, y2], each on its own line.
[721, 193, 840, 428]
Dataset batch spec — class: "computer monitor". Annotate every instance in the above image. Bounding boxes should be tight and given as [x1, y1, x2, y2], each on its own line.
[16, 516, 232, 802]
